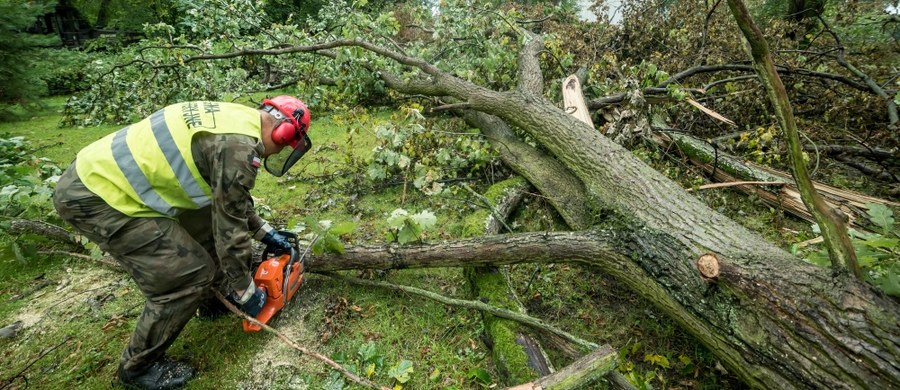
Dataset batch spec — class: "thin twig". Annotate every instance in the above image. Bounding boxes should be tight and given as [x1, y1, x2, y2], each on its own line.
[38, 250, 122, 270]
[686, 181, 785, 192]
[0, 335, 72, 390]
[319, 272, 599, 351]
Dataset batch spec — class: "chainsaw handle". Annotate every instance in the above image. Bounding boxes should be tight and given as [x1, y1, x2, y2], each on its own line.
[260, 230, 299, 261]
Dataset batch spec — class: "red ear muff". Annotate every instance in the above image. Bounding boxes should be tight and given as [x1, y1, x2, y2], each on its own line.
[271, 121, 297, 146]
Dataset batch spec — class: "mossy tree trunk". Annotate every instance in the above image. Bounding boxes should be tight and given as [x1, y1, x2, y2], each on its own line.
[461, 177, 554, 384]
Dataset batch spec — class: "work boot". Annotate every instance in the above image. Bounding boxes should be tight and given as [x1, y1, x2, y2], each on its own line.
[118, 357, 196, 390]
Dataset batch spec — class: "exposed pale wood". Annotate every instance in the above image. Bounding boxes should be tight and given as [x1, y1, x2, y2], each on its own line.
[697, 253, 721, 280]
[505, 345, 619, 390]
[686, 181, 784, 192]
[562, 75, 594, 128]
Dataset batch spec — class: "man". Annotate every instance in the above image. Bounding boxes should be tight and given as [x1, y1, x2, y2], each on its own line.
[53, 96, 312, 390]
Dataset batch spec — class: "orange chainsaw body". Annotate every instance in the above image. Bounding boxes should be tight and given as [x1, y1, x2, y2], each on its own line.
[242, 250, 304, 332]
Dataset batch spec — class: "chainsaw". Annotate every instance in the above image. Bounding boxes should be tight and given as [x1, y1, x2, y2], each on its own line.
[242, 230, 305, 332]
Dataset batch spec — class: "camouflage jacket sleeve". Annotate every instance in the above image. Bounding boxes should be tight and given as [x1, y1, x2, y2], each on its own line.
[193, 133, 266, 292]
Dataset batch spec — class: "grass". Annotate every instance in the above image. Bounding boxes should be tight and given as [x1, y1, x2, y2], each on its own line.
[0, 95, 751, 390]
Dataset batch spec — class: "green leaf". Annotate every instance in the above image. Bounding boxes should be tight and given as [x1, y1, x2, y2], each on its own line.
[311, 238, 326, 256]
[466, 368, 491, 385]
[329, 222, 357, 236]
[874, 265, 900, 297]
[324, 235, 345, 254]
[410, 210, 436, 230]
[397, 224, 421, 244]
[387, 209, 409, 229]
[387, 360, 414, 383]
[358, 341, 379, 363]
[325, 370, 346, 390]
[866, 203, 895, 234]
[11, 241, 26, 265]
[805, 250, 831, 267]
[644, 353, 670, 368]
[862, 237, 899, 250]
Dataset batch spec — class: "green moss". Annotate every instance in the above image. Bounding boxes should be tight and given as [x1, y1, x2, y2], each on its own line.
[484, 318, 537, 383]
[462, 177, 542, 385]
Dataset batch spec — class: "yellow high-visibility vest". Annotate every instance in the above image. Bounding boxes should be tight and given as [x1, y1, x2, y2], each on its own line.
[76, 101, 261, 218]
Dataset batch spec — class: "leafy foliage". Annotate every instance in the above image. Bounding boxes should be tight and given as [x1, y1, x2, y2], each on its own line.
[802, 204, 900, 297]
[0, 136, 60, 220]
[288, 216, 356, 255]
[330, 341, 415, 389]
[366, 104, 496, 196]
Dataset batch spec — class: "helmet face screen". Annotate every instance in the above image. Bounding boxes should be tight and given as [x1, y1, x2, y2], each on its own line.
[264, 133, 312, 177]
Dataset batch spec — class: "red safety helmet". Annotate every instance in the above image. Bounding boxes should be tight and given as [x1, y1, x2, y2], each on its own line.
[260, 95, 312, 177]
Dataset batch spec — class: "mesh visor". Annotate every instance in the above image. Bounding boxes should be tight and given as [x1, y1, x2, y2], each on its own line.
[264, 133, 312, 177]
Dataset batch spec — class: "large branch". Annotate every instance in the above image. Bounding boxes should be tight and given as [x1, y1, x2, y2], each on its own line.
[305, 232, 617, 272]
[460, 111, 594, 230]
[516, 32, 545, 95]
[461, 177, 555, 383]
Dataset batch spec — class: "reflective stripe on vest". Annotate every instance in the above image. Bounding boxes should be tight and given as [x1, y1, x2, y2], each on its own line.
[77, 101, 262, 218]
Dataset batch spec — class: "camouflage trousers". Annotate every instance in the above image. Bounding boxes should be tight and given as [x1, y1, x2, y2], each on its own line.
[53, 164, 224, 372]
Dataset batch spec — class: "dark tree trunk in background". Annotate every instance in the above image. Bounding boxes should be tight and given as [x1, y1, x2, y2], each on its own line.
[94, 0, 111, 28]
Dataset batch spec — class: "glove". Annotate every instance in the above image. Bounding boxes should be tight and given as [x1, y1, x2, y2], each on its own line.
[233, 282, 267, 318]
[261, 230, 292, 254]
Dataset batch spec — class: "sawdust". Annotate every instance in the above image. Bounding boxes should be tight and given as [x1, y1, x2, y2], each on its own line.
[9, 265, 123, 334]
[238, 277, 335, 389]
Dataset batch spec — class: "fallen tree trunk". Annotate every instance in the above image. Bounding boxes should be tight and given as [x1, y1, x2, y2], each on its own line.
[652, 131, 900, 228]
[207, 35, 900, 387]
[332, 36, 900, 387]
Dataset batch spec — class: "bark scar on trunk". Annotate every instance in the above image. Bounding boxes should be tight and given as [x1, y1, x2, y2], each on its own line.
[697, 253, 721, 281]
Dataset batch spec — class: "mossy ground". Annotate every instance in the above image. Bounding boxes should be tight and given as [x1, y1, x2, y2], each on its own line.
[0, 95, 813, 390]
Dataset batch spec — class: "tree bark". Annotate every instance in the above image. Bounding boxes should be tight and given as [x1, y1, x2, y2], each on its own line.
[506, 345, 618, 390]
